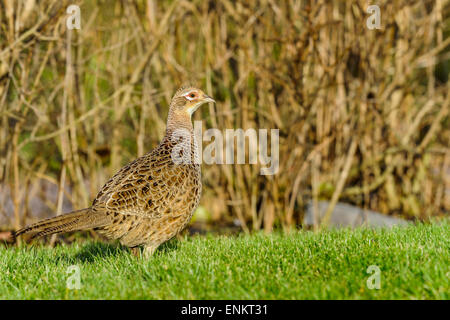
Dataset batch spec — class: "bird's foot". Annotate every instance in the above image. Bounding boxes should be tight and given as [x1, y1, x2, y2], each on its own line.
[142, 244, 158, 259]
[129, 244, 159, 259]
[130, 247, 141, 258]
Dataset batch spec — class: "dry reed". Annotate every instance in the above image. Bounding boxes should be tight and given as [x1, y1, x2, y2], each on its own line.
[0, 0, 448, 233]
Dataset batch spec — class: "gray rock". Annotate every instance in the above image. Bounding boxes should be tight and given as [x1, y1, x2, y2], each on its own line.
[0, 180, 74, 226]
[304, 200, 410, 229]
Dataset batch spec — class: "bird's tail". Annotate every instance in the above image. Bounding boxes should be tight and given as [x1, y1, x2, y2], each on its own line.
[12, 208, 109, 240]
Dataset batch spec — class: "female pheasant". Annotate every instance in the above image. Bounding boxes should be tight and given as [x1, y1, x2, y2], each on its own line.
[14, 86, 215, 258]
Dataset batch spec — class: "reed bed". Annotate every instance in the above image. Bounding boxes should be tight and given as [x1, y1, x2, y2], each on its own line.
[0, 0, 448, 233]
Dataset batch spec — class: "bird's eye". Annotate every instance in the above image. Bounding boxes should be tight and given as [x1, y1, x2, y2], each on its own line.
[185, 92, 197, 100]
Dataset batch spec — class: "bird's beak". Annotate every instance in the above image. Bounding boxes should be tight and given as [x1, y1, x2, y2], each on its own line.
[187, 94, 216, 115]
[203, 94, 215, 104]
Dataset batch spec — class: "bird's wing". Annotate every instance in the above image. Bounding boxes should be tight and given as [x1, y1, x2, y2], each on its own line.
[93, 153, 189, 218]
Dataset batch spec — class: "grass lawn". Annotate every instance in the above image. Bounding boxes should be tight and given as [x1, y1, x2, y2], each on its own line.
[0, 222, 448, 299]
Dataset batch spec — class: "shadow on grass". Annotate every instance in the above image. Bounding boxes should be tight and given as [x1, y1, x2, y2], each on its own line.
[157, 238, 180, 254]
[71, 242, 128, 263]
[125, 239, 181, 257]
[57, 239, 181, 264]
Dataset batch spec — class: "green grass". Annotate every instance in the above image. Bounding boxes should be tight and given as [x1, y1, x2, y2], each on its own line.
[0, 222, 448, 299]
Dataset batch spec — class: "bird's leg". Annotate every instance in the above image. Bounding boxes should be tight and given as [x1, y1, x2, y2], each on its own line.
[142, 244, 159, 258]
[130, 247, 141, 257]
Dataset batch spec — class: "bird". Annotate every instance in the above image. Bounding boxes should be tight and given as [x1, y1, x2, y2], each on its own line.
[13, 85, 215, 258]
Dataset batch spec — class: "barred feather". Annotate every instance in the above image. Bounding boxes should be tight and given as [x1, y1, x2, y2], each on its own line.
[14, 208, 110, 239]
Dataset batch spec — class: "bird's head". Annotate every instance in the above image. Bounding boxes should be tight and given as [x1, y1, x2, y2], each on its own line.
[169, 86, 215, 118]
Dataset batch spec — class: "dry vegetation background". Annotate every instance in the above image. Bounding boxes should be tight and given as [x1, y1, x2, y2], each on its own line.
[0, 0, 449, 234]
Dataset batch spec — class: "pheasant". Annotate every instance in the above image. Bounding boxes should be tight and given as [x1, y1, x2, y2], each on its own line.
[13, 86, 215, 258]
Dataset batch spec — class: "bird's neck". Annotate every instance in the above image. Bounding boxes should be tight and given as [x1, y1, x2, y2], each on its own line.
[165, 109, 196, 153]
[163, 115, 200, 165]
[164, 107, 201, 165]
[166, 109, 193, 133]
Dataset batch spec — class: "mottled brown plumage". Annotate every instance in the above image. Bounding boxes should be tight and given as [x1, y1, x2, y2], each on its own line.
[14, 86, 215, 258]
